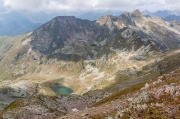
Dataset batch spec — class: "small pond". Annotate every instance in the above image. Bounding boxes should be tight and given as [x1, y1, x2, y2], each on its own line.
[52, 84, 73, 95]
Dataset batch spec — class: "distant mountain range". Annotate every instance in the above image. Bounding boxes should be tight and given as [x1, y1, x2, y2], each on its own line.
[0, 11, 61, 36]
[164, 15, 180, 22]
[142, 10, 180, 22]
[0, 10, 123, 36]
[1, 10, 180, 36]
[77, 10, 123, 21]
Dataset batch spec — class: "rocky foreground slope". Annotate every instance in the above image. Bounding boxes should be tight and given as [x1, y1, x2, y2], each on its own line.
[58, 67, 180, 119]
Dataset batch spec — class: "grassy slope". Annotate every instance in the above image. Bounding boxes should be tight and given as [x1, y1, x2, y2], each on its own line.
[0, 34, 28, 82]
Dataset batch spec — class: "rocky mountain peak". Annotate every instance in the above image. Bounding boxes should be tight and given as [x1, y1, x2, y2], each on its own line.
[51, 16, 77, 23]
[96, 14, 115, 26]
[132, 9, 142, 15]
[30, 16, 99, 56]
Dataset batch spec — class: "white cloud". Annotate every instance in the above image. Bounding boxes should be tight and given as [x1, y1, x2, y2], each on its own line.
[0, 0, 6, 12]
[3, 0, 44, 11]
[0, 0, 180, 13]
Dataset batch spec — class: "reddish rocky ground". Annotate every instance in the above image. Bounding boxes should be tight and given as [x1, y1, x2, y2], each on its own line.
[59, 68, 180, 119]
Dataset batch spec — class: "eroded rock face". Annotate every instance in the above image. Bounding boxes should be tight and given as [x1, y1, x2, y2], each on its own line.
[0, 82, 38, 98]
[2, 87, 27, 98]
[0, 93, 14, 111]
[0, 94, 94, 119]
[0, 82, 39, 112]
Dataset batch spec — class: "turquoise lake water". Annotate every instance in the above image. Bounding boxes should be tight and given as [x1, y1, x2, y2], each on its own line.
[52, 85, 73, 95]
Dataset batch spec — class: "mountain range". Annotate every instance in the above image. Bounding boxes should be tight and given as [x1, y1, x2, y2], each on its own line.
[1, 9, 180, 36]
[0, 11, 41, 36]
[142, 10, 180, 22]
[0, 9, 180, 118]
[0, 10, 123, 36]
[0, 11, 62, 36]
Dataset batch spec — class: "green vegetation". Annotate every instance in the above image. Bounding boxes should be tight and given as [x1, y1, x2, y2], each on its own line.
[3, 100, 21, 111]
[92, 82, 146, 107]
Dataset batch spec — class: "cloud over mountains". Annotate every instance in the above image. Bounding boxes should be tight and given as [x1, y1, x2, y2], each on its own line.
[0, 0, 180, 13]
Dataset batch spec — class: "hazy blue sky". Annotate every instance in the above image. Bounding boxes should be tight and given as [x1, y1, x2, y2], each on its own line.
[0, 0, 179, 13]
